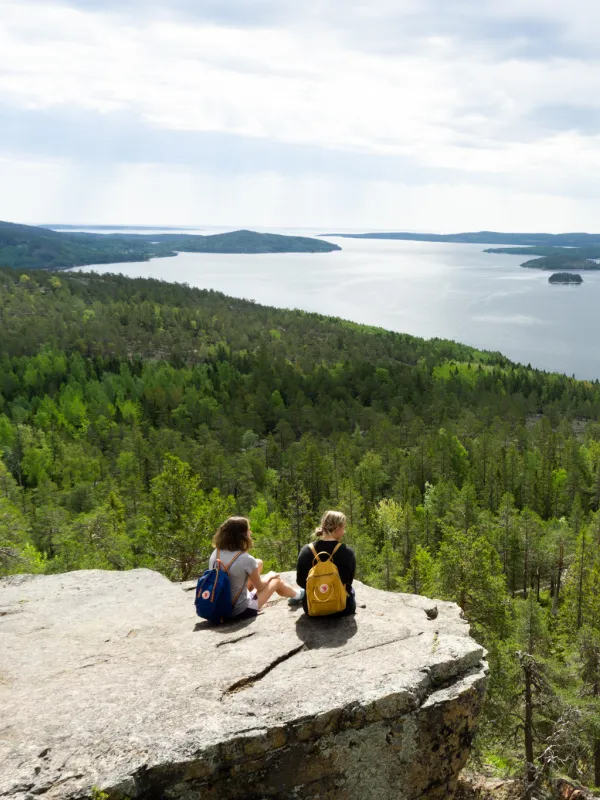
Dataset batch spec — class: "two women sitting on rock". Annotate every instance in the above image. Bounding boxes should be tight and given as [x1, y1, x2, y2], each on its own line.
[205, 510, 356, 622]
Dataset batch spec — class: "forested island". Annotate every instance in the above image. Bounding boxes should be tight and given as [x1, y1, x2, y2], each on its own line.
[4, 266, 600, 792]
[324, 230, 600, 246]
[483, 246, 600, 271]
[0, 221, 340, 270]
[325, 228, 600, 272]
[549, 272, 583, 284]
[522, 255, 599, 270]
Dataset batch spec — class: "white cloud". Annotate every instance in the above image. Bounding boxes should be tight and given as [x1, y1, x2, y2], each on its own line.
[0, 4, 455, 154]
[1, 155, 593, 233]
[2, 0, 600, 226]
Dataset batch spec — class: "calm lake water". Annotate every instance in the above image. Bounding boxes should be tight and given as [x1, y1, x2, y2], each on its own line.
[68, 228, 600, 380]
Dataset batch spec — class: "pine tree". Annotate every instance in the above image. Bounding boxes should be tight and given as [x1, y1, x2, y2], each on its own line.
[577, 626, 600, 787]
[436, 525, 509, 642]
[514, 596, 553, 798]
[149, 454, 233, 580]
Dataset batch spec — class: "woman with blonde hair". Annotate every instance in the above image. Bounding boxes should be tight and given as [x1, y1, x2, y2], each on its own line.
[295, 510, 356, 617]
[209, 516, 304, 620]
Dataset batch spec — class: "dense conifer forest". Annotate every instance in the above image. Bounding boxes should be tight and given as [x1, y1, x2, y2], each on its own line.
[3, 265, 600, 794]
[548, 273, 584, 284]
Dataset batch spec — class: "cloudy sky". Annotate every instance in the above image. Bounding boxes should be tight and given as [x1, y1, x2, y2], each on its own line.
[2, 0, 600, 230]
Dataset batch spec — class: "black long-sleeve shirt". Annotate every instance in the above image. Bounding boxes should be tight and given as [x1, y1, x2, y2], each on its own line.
[296, 540, 356, 614]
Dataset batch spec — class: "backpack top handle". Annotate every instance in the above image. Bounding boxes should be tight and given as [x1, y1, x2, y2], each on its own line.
[309, 541, 342, 565]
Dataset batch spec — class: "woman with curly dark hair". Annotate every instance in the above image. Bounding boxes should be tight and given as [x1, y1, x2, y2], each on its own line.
[209, 516, 304, 619]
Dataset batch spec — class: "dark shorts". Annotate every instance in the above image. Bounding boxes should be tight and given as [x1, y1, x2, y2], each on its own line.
[230, 591, 259, 622]
[302, 589, 356, 618]
[335, 593, 356, 617]
[230, 606, 258, 622]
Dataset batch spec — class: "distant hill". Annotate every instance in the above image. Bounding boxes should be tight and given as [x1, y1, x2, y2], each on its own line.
[0, 221, 340, 270]
[323, 230, 600, 246]
[324, 229, 600, 271]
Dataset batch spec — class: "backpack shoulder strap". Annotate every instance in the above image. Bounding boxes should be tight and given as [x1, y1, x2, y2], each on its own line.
[210, 549, 223, 603]
[309, 541, 342, 564]
[309, 542, 323, 564]
[329, 542, 343, 560]
[227, 551, 248, 607]
[232, 582, 247, 606]
[225, 551, 243, 571]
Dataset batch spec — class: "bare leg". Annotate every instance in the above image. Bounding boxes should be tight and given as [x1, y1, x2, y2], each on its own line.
[256, 577, 297, 610]
[247, 559, 263, 592]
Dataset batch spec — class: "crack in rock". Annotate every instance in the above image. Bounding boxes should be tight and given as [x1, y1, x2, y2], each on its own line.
[223, 644, 307, 695]
[215, 631, 257, 648]
[0, 608, 21, 617]
[78, 658, 110, 669]
[341, 631, 424, 657]
[29, 773, 85, 796]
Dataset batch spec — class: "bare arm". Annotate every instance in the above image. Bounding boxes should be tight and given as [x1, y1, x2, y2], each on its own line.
[247, 567, 279, 593]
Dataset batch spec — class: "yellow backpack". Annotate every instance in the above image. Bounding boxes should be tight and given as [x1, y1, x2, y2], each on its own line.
[306, 542, 347, 616]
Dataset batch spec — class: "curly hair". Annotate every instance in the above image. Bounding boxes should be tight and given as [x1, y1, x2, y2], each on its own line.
[212, 516, 253, 551]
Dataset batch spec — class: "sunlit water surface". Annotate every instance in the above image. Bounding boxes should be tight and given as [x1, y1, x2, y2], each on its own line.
[68, 228, 600, 379]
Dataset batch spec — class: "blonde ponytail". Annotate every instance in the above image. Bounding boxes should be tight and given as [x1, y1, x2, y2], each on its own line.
[313, 510, 346, 539]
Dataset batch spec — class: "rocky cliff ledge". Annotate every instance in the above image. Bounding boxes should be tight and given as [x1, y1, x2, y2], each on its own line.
[0, 569, 488, 800]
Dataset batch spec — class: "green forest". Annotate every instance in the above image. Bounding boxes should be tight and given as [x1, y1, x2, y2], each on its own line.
[485, 245, 600, 272]
[548, 273, 583, 285]
[3, 265, 600, 795]
[522, 256, 599, 271]
[0, 221, 339, 270]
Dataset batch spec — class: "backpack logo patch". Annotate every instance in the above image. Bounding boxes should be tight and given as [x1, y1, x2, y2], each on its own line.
[319, 583, 329, 594]
[201, 590, 210, 600]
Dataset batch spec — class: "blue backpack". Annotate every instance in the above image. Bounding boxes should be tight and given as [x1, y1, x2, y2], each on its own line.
[195, 550, 245, 624]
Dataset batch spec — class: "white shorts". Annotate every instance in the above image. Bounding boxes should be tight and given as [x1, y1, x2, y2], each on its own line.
[247, 589, 259, 611]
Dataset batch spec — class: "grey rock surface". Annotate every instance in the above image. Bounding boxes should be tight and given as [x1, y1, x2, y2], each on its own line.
[0, 569, 488, 800]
